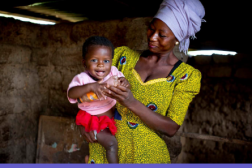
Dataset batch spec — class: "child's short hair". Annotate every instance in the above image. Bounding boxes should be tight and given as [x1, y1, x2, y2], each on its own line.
[82, 36, 114, 59]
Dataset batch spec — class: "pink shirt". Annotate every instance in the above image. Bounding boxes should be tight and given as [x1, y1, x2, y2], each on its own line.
[67, 66, 124, 115]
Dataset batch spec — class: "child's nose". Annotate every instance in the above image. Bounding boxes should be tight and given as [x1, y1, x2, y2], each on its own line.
[97, 61, 104, 67]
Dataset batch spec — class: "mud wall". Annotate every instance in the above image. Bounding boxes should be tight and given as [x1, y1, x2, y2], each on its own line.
[0, 16, 251, 163]
[0, 17, 151, 163]
[177, 54, 252, 163]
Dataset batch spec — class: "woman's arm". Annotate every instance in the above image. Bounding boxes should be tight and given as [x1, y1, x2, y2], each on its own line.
[103, 85, 180, 137]
[129, 99, 179, 137]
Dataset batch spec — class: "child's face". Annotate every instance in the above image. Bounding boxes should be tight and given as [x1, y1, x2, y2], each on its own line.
[83, 45, 112, 81]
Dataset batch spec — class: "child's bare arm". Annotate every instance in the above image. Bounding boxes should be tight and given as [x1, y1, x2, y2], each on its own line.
[68, 82, 106, 100]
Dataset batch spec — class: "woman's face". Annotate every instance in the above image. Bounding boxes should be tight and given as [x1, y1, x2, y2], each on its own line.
[83, 45, 112, 81]
[147, 18, 178, 54]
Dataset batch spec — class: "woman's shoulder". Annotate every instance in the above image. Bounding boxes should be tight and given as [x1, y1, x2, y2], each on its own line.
[179, 62, 200, 74]
[115, 46, 132, 52]
[113, 46, 141, 67]
[114, 46, 142, 55]
[173, 61, 201, 81]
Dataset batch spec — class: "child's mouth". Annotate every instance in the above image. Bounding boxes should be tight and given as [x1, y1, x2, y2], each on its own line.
[95, 71, 105, 76]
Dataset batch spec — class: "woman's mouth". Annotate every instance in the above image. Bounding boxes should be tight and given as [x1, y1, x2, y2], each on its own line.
[148, 44, 157, 48]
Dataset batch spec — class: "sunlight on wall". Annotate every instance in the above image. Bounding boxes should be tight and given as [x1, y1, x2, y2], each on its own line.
[0, 13, 55, 25]
[188, 50, 237, 56]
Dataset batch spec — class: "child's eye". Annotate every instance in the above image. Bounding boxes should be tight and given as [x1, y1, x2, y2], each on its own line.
[104, 60, 110, 63]
[91, 59, 97, 62]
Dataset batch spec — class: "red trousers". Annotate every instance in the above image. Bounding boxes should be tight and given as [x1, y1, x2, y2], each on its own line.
[75, 110, 117, 135]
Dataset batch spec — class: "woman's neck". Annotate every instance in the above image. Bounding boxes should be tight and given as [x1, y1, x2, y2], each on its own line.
[142, 50, 179, 66]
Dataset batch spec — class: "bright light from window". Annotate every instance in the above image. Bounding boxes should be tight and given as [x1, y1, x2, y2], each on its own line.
[0, 13, 56, 25]
[188, 50, 237, 56]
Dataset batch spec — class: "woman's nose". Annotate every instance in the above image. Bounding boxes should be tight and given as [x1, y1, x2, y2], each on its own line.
[149, 31, 158, 41]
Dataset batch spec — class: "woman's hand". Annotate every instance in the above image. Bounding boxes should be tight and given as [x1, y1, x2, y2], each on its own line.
[78, 125, 97, 143]
[102, 83, 136, 108]
[118, 77, 130, 88]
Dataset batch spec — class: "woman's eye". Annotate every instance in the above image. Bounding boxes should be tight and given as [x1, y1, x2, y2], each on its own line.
[104, 60, 110, 63]
[160, 34, 166, 38]
[91, 59, 97, 62]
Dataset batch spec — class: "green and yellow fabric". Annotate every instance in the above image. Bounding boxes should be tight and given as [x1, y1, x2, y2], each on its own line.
[88, 46, 201, 163]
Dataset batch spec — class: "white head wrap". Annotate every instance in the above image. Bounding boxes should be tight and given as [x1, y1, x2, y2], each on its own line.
[154, 0, 205, 54]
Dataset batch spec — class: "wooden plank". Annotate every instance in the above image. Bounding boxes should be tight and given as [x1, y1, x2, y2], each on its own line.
[177, 131, 252, 146]
[36, 115, 89, 163]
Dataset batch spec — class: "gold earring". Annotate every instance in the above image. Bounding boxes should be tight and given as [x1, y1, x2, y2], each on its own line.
[175, 41, 179, 45]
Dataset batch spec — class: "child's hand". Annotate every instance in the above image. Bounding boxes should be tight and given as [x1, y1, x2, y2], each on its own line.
[87, 82, 107, 101]
[105, 75, 119, 87]
[78, 125, 97, 143]
[118, 77, 130, 88]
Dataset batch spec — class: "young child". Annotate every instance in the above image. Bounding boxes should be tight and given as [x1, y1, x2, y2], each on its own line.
[67, 36, 129, 163]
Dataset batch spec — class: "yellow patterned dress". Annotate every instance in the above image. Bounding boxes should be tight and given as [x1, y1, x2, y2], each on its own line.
[88, 46, 201, 163]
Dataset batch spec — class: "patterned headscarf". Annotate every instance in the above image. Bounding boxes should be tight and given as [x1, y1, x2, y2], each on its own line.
[154, 0, 205, 54]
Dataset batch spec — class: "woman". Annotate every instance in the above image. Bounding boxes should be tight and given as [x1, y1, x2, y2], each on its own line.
[79, 0, 205, 163]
